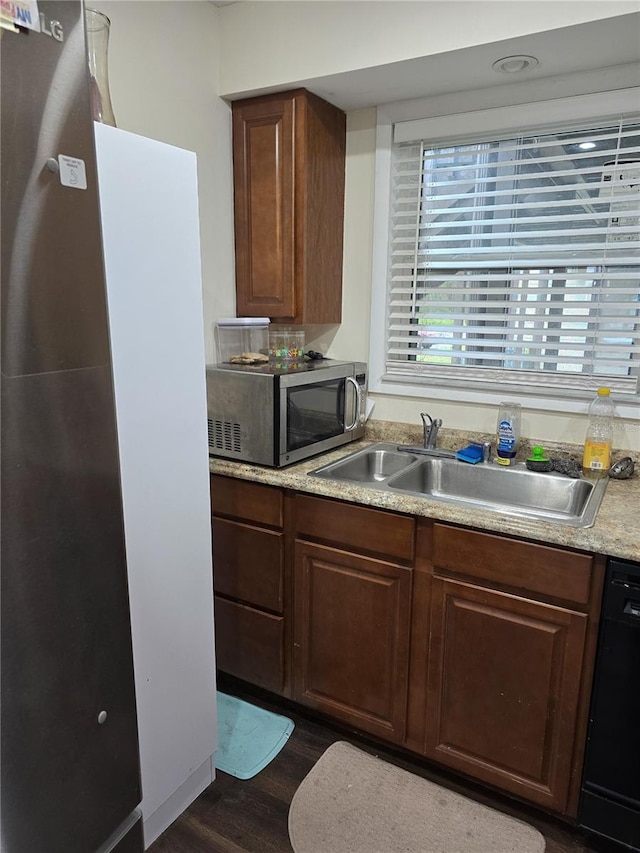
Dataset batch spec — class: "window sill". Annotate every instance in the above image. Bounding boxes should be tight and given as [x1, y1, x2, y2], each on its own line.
[372, 373, 640, 421]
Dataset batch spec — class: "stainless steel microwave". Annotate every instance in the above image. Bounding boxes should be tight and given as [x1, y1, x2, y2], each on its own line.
[206, 360, 367, 467]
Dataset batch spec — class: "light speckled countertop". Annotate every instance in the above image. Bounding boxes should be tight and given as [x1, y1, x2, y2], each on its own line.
[209, 422, 640, 563]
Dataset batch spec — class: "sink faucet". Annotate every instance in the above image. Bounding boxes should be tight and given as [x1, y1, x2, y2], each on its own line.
[472, 440, 493, 463]
[399, 413, 489, 462]
[421, 412, 442, 449]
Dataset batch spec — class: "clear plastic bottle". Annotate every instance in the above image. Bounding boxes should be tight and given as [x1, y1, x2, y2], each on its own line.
[582, 388, 614, 479]
[495, 401, 521, 466]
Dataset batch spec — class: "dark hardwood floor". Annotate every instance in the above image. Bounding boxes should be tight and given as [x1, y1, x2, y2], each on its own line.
[149, 678, 611, 853]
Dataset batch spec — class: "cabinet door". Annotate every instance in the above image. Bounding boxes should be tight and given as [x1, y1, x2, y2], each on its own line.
[293, 541, 411, 743]
[232, 96, 295, 319]
[426, 577, 587, 812]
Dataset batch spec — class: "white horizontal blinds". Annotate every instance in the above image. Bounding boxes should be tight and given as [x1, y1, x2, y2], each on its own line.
[387, 120, 640, 393]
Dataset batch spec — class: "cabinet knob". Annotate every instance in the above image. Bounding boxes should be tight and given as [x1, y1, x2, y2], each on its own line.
[97, 710, 108, 725]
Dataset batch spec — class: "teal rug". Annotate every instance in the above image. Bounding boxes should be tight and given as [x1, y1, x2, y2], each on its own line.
[216, 692, 294, 779]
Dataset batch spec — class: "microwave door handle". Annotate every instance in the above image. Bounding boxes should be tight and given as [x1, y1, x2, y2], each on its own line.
[344, 376, 361, 431]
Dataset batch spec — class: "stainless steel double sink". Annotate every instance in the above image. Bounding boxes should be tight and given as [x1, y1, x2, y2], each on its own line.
[310, 442, 608, 528]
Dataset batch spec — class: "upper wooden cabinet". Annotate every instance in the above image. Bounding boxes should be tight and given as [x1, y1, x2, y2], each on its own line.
[231, 89, 346, 323]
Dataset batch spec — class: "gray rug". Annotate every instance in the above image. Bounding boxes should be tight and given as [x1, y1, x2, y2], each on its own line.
[289, 741, 546, 853]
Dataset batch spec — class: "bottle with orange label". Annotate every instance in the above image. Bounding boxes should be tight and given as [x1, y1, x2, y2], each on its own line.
[582, 388, 614, 479]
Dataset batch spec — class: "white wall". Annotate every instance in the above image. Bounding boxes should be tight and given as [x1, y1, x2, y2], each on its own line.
[94, 0, 236, 363]
[219, 0, 640, 450]
[95, 1, 639, 452]
[217, 0, 640, 98]
[300, 107, 376, 363]
[214, 3, 640, 452]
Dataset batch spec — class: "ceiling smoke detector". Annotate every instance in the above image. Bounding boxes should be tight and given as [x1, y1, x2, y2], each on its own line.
[492, 55, 539, 74]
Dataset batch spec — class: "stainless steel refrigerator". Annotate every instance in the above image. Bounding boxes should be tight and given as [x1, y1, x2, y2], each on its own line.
[1, 2, 143, 850]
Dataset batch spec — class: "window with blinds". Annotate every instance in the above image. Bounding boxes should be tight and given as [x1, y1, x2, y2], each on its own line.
[387, 119, 640, 394]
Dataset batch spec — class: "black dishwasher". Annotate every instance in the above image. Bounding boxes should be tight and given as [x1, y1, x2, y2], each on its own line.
[579, 557, 640, 851]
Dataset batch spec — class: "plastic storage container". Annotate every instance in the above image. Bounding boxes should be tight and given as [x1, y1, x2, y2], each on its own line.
[268, 327, 305, 361]
[582, 388, 614, 479]
[495, 402, 521, 466]
[215, 317, 270, 364]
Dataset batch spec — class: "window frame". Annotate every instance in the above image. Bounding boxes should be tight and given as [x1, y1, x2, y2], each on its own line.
[369, 88, 640, 420]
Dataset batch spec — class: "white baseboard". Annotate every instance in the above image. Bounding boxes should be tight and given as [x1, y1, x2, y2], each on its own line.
[142, 754, 216, 848]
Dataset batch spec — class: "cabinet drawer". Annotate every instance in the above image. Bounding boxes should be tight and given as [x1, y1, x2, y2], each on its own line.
[431, 523, 593, 606]
[214, 596, 284, 694]
[213, 518, 284, 612]
[295, 494, 414, 562]
[211, 475, 283, 528]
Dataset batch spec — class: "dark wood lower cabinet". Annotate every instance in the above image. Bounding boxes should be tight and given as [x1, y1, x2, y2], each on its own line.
[210, 475, 288, 695]
[209, 475, 602, 819]
[425, 577, 587, 813]
[293, 540, 411, 743]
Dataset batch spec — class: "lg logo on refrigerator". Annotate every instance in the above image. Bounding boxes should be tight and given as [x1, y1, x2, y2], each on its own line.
[39, 13, 63, 42]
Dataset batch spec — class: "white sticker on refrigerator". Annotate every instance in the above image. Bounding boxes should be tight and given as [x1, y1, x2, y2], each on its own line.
[57, 155, 87, 190]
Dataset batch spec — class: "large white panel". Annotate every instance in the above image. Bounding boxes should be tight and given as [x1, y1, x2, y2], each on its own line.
[94, 122, 216, 845]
